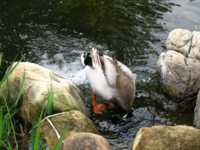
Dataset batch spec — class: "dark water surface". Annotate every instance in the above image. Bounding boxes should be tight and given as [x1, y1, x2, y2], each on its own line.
[0, 0, 200, 149]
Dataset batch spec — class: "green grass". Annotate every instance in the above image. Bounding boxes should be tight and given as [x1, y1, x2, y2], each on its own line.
[0, 61, 25, 149]
[0, 56, 63, 150]
[46, 83, 54, 116]
[31, 124, 42, 150]
[0, 53, 2, 66]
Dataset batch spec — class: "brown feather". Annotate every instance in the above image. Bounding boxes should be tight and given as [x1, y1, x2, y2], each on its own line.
[112, 58, 135, 111]
[116, 71, 135, 111]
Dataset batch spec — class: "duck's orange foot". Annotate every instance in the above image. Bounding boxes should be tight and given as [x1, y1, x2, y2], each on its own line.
[93, 103, 107, 115]
[106, 102, 115, 109]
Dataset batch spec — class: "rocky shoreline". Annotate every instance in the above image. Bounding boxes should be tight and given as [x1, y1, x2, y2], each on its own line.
[0, 28, 200, 150]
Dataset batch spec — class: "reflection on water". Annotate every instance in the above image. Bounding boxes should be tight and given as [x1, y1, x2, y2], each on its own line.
[57, 0, 171, 64]
[0, 0, 172, 77]
[162, 0, 200, 30]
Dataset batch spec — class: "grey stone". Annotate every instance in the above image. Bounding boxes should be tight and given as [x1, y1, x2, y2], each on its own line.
[157, 50, 200, 99]
[194, 91, 200, 128]
[62, 132, 112, 150]
[166, 28, 193, 56]
[158, 29, 200, 99]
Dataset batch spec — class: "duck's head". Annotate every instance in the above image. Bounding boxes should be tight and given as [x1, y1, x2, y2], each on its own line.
[81, 51, 92, 67]
[81, 48, 103, 67]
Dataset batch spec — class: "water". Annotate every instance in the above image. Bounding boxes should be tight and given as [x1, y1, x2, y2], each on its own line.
[0, 0, 199, 149]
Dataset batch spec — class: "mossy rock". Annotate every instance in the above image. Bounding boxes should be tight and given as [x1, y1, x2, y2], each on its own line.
[0, 62, 88, 123]
[40, 111, 98, 148]
[132, 125, 200, 150]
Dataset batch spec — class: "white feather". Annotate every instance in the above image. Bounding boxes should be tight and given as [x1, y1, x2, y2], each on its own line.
[85, 66, 117, 100]
[103, 55, 136, 82]
[82, 48, 136, 111]
[102, 55, 118, 87]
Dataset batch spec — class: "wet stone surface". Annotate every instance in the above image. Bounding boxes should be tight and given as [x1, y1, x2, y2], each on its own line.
[91, 107, 173, 150]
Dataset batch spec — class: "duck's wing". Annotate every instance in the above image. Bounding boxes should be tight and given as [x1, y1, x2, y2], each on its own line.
[117, 61, 136, 81]
[103, 55, 136, 85]
[116, 71, 136, 111]
[90, 48, 103, 72]
[101, 55, 118, 88]
[111, 57, 136, 111]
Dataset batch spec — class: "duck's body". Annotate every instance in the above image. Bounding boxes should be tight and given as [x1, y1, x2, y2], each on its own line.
[81, 48, 136, 114]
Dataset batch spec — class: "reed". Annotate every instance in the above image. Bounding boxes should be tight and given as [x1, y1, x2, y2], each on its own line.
[0, 57, 62, 150]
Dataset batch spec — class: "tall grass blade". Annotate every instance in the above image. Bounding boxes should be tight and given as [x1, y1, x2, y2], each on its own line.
[2, 96, 18, 150]
[46, 74, 54, 115]
[52, 137, 63, 150]
[0, 53, 3, 66]
[47, 87, 54, 115]
[0, 110, 4, 141]
[0, 62, 22, 150]
[31, 125, 41, 150]
[0, 61, 20, 87]
[6, 142, 13, 150]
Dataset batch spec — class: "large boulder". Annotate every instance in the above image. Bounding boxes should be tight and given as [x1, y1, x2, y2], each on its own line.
[157, 29, 200, 99]
[132, 125, 200, 150]
[0, 62, 88, 123]
[157, 50, 200, 99]
[194, 91, 200, 128]
[165, 28, 193, 56]
[62, 132, 111, 150]
[40, 111, 98, 148]
[166, 28, 200, 60]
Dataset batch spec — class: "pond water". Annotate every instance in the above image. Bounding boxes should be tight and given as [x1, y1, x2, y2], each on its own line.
[0, 0, 200, 149]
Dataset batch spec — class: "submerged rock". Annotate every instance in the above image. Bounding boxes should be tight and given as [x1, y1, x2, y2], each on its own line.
[40, 111, 98, 148]
[157, 29, 200, 99]
[0, 62, 88, 123]
[132, 125, 200, 150]
[194, 91, 200, 128]
[62, 132, 112, 150]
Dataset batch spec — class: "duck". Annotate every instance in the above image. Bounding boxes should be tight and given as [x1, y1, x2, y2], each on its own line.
[81, 48, 136, 114]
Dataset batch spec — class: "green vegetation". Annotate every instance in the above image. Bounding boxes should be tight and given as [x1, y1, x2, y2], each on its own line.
[0, 56, 61, 150]
[0, 53, 2, 66]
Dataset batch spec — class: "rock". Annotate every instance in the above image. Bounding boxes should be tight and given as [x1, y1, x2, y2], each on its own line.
[62, 132, 112, 150]
[166, 28, 193, 56]
[190, 31, 200, 60]
[194, 91, 200, 128]
[132, 125, 200, 150]
[157, 28, 200, 99]
[0, 62, 88, 123]
[166, 28, 200, 60]
[40, 111, 98, 148]
[157, 50, 200, 99]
